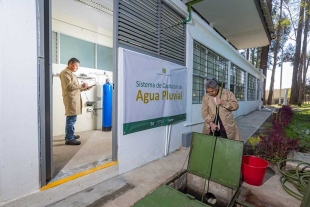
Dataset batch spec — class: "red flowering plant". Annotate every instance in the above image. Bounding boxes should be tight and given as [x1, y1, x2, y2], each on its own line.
[257, 105, 299, 163]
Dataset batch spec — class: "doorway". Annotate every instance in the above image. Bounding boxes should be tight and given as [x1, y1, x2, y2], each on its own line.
[38, 0, 117, 186]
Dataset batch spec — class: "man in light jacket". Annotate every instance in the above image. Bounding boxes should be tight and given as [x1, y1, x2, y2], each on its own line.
[60, 58, 92, 145]
[201, 79, 241, 140]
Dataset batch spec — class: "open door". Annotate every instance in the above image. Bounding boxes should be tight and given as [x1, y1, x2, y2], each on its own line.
[37, 0, 53, 186]
[38, 0, 118, 187]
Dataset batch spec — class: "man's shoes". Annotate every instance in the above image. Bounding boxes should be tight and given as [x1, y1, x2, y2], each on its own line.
[65, 135, 80, 140]
[65, 139, 81, 145]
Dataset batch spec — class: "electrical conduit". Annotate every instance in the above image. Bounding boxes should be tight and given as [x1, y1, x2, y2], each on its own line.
[165, 125, 172, 156]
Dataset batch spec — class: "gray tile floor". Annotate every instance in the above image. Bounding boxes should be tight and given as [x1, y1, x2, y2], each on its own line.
[53, 130, 112, 181]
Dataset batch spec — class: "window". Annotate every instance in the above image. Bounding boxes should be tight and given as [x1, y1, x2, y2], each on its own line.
[230, 64, 246, 101]
[52, 32, 113, 70]
[52, 32, 57, 63]
[192, 76, 205, 104]
[60, 34, 95, 68]
[97, 45, 113, 71]
[160, 2, 186, 65]
[257, 79, 260, 100]
[118, 0, 186, 66]
[192, 40, 228, 104]
[247, 74, 256, 101]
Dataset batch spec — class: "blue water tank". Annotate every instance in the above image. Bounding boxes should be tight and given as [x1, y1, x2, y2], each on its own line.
[102, 79, 112, 131]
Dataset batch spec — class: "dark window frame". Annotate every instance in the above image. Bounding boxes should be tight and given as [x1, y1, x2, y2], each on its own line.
[192, 40, 228, 104]
[230, 63, 246, 101]
[247, 74, 256, 101]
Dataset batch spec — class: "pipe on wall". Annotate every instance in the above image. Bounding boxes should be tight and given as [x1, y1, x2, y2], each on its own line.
[164, 125, 172, 156]
[183, 0, 204, 24]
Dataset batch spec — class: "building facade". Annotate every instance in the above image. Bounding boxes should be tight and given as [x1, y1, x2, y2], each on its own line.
[0, 0, 273, 203]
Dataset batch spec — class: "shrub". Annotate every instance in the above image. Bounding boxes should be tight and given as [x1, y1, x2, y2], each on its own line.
[257, 132, 299, 163]
[274, 105, 294, 127]
[248, 134, 262, 155]
[257, 105, 299, 163]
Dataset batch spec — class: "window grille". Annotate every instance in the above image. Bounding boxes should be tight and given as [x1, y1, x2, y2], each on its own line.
[257, 79, 260, 100]
[230, 64, 246, 101]
[118, 0, 186, 65]
[247, 74, 256, 101]
[192, 40, 228, 104]
[160, 2, 186, 65]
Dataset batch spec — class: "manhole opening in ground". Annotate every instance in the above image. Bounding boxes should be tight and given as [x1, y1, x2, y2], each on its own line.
[205, 192, 217, 205]
[171, 173, 232, 207]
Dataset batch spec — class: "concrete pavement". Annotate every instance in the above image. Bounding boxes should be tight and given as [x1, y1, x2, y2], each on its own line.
[236, 107, 276, 142]
[2, 107, 293, 207]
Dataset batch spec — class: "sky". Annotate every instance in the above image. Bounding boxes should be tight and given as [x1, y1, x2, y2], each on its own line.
[263, 1, 310, 91]
[265, 62, 310, 90]
[265, 62, 293, 90]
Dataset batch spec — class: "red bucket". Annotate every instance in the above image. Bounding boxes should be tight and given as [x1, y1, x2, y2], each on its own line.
[242, 155, 269, 186]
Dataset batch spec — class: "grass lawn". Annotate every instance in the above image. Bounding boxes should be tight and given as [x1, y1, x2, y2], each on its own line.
[285, 104, 310, 152]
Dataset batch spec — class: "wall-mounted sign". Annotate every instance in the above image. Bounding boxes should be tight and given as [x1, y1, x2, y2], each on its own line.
[123, 49, 187, 135]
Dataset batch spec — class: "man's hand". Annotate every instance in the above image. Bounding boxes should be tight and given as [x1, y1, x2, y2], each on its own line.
[82, 83, 88, 88]
[215, 97, 222, 105]
[86, 85, 93, 91]
[209, 122, 218, 132]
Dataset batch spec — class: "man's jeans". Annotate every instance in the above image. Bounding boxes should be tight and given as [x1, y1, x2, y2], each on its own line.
[65, 115, 77, 141]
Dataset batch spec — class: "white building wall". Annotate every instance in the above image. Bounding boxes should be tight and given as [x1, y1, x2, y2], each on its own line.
[51, 11, 113, 136]
[185, 1, 261, 132]
[0, 0, 265, 202]
[0, 0, 39, 201]
[118, 0, 261, 174]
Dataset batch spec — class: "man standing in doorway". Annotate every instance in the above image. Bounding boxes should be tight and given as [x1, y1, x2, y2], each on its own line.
[60, 58, 93, 145]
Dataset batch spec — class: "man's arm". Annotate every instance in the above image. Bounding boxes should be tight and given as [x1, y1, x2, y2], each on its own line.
[60, 73, 84, 91]
[81, 85, 93, 91]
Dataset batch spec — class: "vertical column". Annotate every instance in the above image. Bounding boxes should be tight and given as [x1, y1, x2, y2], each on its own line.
[255, 78, 258, 103]
[279, 48, 283, 105]
[95, 44, 98, 69]
[227, 60, 231, 90]
[259, 69, 264, 110]
[245, 72, 248, 101]
[57, 32, 60, 64]
[112, 0, 120, 161]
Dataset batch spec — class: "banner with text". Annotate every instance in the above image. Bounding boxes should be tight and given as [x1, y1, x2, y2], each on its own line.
[123, 49, 187, 135]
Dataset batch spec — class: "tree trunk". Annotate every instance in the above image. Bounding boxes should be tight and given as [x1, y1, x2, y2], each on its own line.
[297, 58, 304, 105]
[267, 0, 284, 105]
[246, 49, 250, 60]
[298, 0, 310, 106]
[260, 46, 269, 105]
[290, 0, 305, 104]
[251, 48, 255, 65]
[300, 59, 310, 104]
